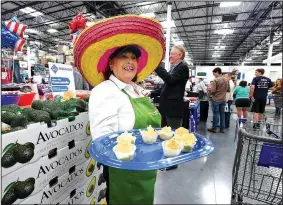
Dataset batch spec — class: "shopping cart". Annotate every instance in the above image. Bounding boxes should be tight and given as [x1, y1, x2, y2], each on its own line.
[231, 122, 282, 204]
[234, 118, 282, 142]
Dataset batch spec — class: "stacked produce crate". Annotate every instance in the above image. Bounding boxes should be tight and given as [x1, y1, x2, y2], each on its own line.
[1, 98, 106, 205]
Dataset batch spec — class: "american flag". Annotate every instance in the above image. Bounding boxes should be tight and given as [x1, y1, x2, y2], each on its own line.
[5, 16, 27, 38]
[15, 39, 26, 51]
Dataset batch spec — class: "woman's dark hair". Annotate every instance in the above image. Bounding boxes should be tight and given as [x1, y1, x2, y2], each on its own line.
[103, 66, 138, 82]
[239, 80, 247, 87]
[212, 67, 222, 74]
[256, 68, 265, 75]
[248, 83, 251, 86]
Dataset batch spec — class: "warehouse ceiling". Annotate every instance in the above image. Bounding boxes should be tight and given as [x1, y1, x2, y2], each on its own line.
[1, 1, 282, 65]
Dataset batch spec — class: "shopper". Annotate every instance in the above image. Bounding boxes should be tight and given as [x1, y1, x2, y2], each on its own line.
[272, 78, 282, 118]
[207, 67, 229, 133]
[150, 45, 189, 170]
[74, 15, 165, 204]
[197, 78, 206, 100]
[71, 62, 89, 90]
[185, 77, 193, 92]
[250, 68, 273, 126]
[234, 80, 251, 118]
[224, 73, 235, 128]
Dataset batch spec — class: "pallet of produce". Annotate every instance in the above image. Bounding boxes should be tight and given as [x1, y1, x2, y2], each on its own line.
[10, 158, 97, 205]
[1, 138, 93, 204]
[1, 103, 91, 176]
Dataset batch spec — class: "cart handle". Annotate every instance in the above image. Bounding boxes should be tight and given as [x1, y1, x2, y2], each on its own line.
[239, 128, 283, 144]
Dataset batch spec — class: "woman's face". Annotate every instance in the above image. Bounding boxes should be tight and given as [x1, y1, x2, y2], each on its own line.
[109, 52, 138, 84]
[276, 79, 282, 86]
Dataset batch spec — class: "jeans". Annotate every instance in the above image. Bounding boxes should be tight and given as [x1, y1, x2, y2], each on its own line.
[212, 101, 226, 130]
[275, 107, 281, 116]
[225, 100, 233, 127]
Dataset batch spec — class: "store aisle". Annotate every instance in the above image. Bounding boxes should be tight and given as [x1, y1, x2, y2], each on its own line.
[154, 113, 237, 204]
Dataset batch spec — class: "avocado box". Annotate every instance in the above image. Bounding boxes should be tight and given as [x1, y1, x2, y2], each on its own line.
[1, 138, 93, 204]
[58, 172, 97, 205]
[1, 112, 91, 176]
[13, 158, 97, 205]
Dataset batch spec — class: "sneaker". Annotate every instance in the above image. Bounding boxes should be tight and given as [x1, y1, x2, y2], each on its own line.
[220, 130, 225, 134]
[207, 128, 217, 133]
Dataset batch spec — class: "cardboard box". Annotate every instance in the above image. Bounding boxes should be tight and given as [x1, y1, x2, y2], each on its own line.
[1, 138, 93, 202]
[1, 112, 91, 176]
[59, 173, 97, 205]
[17, 158, 97, 204]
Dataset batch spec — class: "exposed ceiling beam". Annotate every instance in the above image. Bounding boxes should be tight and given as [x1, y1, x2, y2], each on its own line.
[1, 1, 43, 15]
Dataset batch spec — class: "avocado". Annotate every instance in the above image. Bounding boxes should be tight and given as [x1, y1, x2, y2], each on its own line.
[1, 186, 18, 205]
[85, 140, 92, 159]
[90, 197, 96, 205]
[2, 104, 21, 114]
[10, 115, 28, 128]
[14, 178, 35, 199]
[86, 122, 91, 135]
[98, 173, 106, 186]
[13, 143, 35, 164]
[1, 150, 17, 168]
[86, 176, 96, 197]
[2, 111, 17, 125]
[101, 199, 107, 205]
[31, 100, 43, 110]
[98, 188, 106, 202]
[83, 96, 89, 102]
[86, 159, 95, 177]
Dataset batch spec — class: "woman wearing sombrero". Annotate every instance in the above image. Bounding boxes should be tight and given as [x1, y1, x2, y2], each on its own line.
[74, 15, 165, 204]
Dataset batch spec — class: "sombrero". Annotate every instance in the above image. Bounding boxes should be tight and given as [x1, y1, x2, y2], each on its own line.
[73, 15, 165, 86]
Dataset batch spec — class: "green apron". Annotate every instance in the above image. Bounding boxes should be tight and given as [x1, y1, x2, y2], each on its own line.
[109, 89, 161, 204]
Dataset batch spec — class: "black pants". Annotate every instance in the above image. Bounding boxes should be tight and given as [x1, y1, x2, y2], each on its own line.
[162, 115, 183, 129]
[102, 164, 109, 204]
[225, 100, 233, 128]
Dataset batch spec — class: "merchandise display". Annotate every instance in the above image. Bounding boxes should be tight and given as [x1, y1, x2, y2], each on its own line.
[1, 1, 282, 205]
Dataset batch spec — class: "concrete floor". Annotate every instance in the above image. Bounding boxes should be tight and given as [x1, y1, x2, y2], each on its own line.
[154, 107, 279, 204]
[154, 114, 237, 204]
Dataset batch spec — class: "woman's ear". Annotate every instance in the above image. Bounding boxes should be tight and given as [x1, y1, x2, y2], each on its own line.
[109, 59, 114, 71]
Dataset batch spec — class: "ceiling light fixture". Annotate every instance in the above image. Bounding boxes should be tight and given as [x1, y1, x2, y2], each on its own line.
[140, 13, 156, 18]
[219, 2, 241, 7]
[215, 29, 234, 35]
[212, 54, 221, 58]
[215, 46, 226, 49]
[20, 7, 43, 17]
[26, 28, 38, 34]
[47, 29, 58, 33]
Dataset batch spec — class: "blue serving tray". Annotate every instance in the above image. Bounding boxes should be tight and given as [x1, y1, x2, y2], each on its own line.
[89, 129, 214, 170]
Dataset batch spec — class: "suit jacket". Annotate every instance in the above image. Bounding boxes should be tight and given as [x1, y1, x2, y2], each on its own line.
[151, 61, 189, 117]
[74, 71, 89, 90]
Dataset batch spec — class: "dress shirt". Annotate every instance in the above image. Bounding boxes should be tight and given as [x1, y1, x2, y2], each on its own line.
[89, 75, 145, 139]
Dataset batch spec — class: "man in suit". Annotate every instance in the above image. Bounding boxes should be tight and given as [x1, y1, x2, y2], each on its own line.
[150, 45, 189, 169]
[71, 62, 89, 90]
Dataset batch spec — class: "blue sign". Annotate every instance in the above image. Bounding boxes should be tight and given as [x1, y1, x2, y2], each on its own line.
[51, 77, 70, 85]
[52, 86, 68, 92]
[51, 64, 58, 74]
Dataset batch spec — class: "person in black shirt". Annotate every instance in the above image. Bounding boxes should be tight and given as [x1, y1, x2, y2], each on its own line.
[250, 68, 273, 123]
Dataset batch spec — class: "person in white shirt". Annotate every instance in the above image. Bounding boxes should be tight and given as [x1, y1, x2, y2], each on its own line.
[225, 73, 235, 128]
[197, 78, 207, 99]
[73, 15, 165, 205]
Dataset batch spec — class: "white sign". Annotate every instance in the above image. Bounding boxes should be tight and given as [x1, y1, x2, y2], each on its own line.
[48, 62, 75, 96]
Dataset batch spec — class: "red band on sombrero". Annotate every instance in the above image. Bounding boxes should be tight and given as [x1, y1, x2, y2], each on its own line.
[74, 15, 165, 86]
[97, 46, 148, 74]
